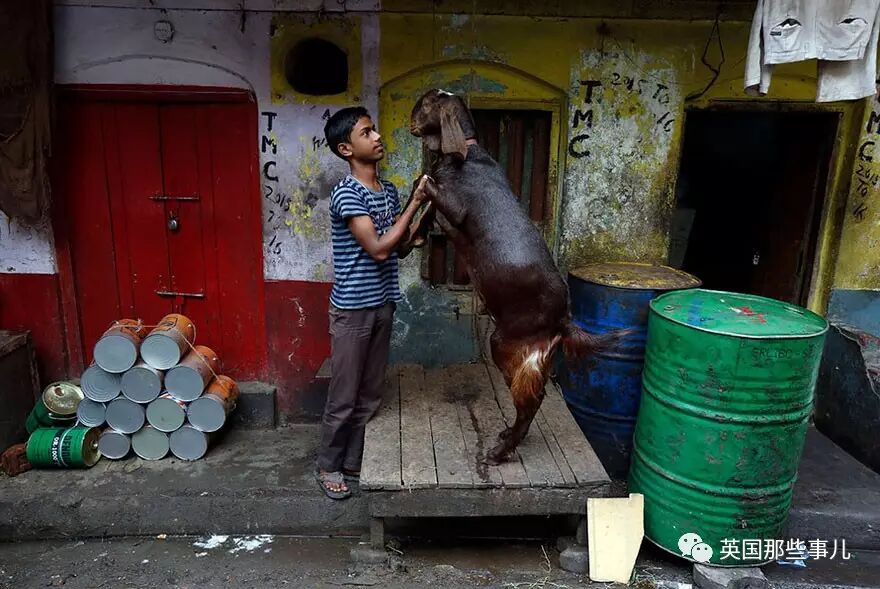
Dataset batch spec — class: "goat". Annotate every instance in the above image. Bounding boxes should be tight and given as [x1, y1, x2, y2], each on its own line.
[407, 89, 611, 464]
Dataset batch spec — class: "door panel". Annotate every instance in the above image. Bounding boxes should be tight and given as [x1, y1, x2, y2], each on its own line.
[158, 104, 216, 347]
[57, 100, 123, 357]
[55, 92, 266, 378]
[110, 103, 172, 325]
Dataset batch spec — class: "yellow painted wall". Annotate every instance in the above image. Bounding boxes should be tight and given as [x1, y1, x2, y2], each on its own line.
[270, 13, 363, 106]
[376, 10, 870, 313]
[837, 100, 880, 290]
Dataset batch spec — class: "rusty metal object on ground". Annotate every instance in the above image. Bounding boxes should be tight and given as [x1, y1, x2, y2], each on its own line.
[1, 443, 31, 476]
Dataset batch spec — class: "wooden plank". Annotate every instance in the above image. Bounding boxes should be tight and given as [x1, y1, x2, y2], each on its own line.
[520, 118, 534, 211]
[484, 364, 566, 487]
[448, 364, 502, 488]
[360, 368, 403, 490]
[457, 363, 531, 488]
[534, 402, 578, 487]
[399, 364, 437, 489]
[529, 114, 550, 223]
[506, 116, 525, 199]
[369, 486, 609, 519]
[541, 380, 610, 487]
[475, 315, 493, 362]
[426, 367, 474, 488]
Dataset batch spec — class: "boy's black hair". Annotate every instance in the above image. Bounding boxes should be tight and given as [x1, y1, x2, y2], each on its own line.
[324, 106, 370, 160]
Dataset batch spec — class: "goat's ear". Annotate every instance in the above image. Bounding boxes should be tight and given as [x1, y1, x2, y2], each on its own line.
[440, 106, 468, 161]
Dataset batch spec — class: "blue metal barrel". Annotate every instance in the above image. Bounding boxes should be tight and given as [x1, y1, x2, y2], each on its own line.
[560, 263, 701, 479]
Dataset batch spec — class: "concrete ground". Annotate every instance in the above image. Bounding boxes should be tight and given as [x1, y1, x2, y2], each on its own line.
[2, 535, 880, 589]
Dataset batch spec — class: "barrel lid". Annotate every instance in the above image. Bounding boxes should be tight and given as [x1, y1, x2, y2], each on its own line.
[569, 263, 701, 291]
[651, 289, 828, 338]
[42, 381, 84, 416]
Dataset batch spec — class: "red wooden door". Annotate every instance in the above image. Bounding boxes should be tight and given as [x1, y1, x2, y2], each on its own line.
[54, 89, 266, 379]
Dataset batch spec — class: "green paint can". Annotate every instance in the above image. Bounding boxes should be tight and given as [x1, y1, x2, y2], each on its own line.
[629, 289, 827, 567]
[26, 427, 101, 468]
[25, 400, 76, 434]
[25, 381, 84, 434]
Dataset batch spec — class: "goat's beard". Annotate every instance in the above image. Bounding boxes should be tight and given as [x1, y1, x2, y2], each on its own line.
[421, 134, 441, 152]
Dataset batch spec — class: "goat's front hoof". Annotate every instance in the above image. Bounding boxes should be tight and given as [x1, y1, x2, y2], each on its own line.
[485, 443, 512, 465]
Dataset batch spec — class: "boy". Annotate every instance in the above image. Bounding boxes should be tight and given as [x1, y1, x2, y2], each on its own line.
[316, 106, 429, 499]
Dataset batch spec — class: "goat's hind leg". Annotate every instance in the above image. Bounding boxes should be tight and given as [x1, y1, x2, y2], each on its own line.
[485, 341, 552, 465]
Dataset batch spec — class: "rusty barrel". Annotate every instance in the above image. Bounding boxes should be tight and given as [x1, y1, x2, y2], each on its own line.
[131, 426, 170, 460]
[628, 289, 828, 566]
[141, 314, 195, 370]
[187, 375, 240, 433]
[93, 319, 147, 373]
[165, 345, 220, 402]
[146, 393, 188, 433]
[559, 263, 700, 478]
[98, 429, 131, 460]
[105, 397, 145, 434]
[82, 362, 122, 402]
[121, 361, 164, 403]
[170, 424, 211, 460]
[26, 382, 83, 434]
[26, 427, 101, 468]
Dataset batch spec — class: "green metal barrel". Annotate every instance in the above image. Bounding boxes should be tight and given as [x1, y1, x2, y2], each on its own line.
[629, 289, 827, 567]
[26, 427, 101, 468]
[25, 401, 76, 434]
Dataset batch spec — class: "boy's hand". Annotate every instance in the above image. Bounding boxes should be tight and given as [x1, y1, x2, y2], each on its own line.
[412, 175, 432, 205]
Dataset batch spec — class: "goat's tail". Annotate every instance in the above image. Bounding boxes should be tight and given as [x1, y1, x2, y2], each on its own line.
[559, 321, 631, 365]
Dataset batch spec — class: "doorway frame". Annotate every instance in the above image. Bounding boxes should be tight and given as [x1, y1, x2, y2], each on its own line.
[52, 84, 266, 375]
[677, 99, 862, 314]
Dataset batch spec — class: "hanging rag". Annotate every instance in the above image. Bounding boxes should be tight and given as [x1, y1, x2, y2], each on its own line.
[0, 0, 52, 223]
[745, 0, 880, 102]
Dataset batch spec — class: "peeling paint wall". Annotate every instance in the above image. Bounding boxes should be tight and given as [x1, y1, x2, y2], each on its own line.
[562, 47, 680, 267]
[837, 98, 880, 291]
[378, 15, 762, 275]
[0, 213, 57, 274]
[829, 97, 880, 335]
[262, 12, 379, 282]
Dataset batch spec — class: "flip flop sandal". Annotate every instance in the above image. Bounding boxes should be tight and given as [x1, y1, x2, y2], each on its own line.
[316, 470, 350, 500]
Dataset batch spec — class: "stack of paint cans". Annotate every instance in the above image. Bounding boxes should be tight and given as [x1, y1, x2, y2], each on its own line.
[24, 381, 102, 469]
[81, 314, 240, 462]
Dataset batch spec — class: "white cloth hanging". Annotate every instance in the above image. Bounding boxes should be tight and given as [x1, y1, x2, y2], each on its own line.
[745, 0, 880, 102]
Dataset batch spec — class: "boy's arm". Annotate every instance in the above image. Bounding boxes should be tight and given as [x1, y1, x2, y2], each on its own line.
[348, 175, 430, 262]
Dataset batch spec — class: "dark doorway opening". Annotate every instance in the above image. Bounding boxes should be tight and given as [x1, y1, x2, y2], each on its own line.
[671, 109, 838, 306]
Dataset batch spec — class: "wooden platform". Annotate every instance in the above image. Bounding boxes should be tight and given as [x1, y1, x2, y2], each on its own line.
[361, 362, 612, 519]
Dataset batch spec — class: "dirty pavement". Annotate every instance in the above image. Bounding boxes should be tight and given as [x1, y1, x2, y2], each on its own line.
[3, 534, 880, 589]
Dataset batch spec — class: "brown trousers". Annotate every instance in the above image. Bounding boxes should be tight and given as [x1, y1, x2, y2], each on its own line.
[316, 302, 394, 473]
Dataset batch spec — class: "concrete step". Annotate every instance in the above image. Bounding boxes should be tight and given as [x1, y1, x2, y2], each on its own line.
[0, 425, 366, 540]
[788, 426, 880, 550]
[233, 381, 277, 429]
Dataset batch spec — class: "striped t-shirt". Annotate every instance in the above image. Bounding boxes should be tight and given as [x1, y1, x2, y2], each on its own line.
[329, 175, 403, 309]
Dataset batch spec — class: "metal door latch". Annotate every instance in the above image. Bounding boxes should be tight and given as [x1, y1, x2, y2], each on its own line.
[155, 290, 205, 299]
[168, 214, 180, 232]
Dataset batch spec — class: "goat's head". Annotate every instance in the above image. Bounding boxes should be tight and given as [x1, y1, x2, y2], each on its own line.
[410, 89, 476, 162]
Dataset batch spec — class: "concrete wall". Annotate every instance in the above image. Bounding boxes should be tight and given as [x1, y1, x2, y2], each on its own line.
[830, 98, 880, 335]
